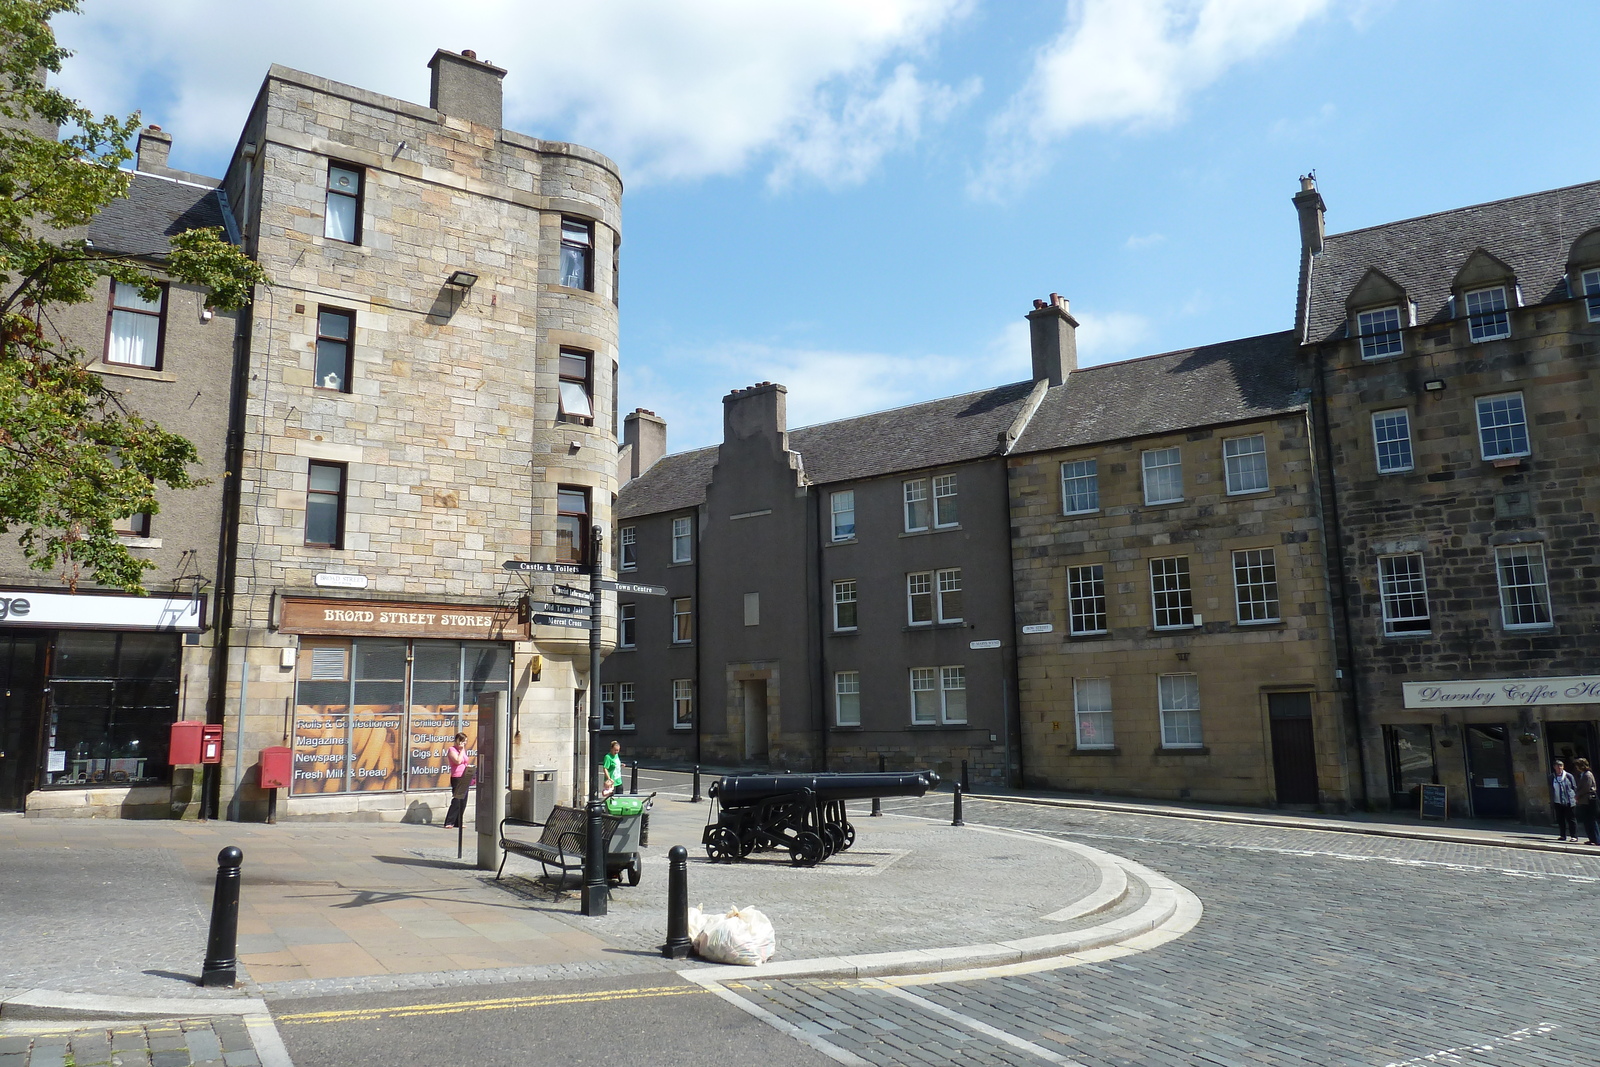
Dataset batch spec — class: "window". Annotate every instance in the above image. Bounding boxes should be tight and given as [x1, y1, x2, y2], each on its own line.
[323, 163, 362, 243]
[933, 474, 959, 527]
[1464, 285, 1510, 342]
[115, 511, 150, 538]
[309, 645, 348, 680]
[936, 568, 963, 623]
[1142, 447, 1183, 505]
[833, 580, 858, 631]
[835, 671, 861, 727]
[560, 217, 593, 290]
[672, 597, 693, 643]
[619, 526, 636, 570]
[105, 280, 165, 368]
[743, 592, 760, 627]
[1372, 410, 1414, 473]
[1061, 459, 1098, 515]
[1232, 549, 1279, 624]
[1583, 268, 1600, 323]
[1495, 544, 1552, 629]
[671, 516, 692, 563]
[672, 678, 693, 729]
[619, 682, 634, 730]
[305, 461, 346, 548]
[1357, 306, 1403, 359]
[910, 668, 937, 724]
[1149, 556, 1193, 629]
[1073, 677, 1114, 749]
[907, 572, 933, 625]
[1385, 724, 1437, 796]
[314, 308, 353, 391]
[940, 666, 966, 724]
[600, 683, 618, 731]
[1158, 674, 1202, 748]
[1067, 564, 1107, 635]
[618, 603, 636, 649]
[1475, 392, 1529, 460]
[1378, 554, 1430, 635]
[831, 490, 856, 541]
[903, 479, 930, 531]
[556, 487, 590, 564]
[558, 347, 594, 423]
[1223, 434, 1268, 494]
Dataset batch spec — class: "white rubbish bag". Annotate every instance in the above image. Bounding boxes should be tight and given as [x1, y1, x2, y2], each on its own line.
[690, 905, 777, 966]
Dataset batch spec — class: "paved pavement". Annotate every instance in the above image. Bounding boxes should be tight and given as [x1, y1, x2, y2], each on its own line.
[0, 1016, 269, 1067]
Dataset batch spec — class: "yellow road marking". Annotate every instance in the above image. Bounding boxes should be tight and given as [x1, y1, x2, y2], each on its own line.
[277, 984, 703, 1025]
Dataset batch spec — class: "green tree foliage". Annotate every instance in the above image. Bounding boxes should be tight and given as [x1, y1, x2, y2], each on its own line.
[0, 0, 266, 592]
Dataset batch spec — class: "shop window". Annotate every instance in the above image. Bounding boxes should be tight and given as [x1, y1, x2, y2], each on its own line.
[43, 631, 181, 787]
[1384, 724, 1437, 801]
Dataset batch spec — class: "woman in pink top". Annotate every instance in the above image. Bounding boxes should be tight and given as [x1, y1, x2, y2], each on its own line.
[442, 733, 470, 829]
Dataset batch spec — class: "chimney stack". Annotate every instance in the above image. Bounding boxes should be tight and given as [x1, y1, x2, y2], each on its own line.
[722, 382, 787, 445]
[136, 125, 172, 173]
[621, 408, 667, 483]
[428, 48, 507, 129]
[1294, 174, 1325, 257]
[1025, 293, 1078, 387]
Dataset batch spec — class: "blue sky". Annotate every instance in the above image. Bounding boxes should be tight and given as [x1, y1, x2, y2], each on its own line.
[54, 0, 1600, 451]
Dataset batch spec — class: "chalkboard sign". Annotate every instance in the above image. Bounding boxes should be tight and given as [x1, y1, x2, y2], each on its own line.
[1419, 783, 1448, 820]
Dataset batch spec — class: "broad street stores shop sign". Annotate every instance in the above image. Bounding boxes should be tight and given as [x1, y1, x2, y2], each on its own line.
[0, 590, 204, 631]
[278, 595, 526, 640]
[1403, 675, 1600, 709]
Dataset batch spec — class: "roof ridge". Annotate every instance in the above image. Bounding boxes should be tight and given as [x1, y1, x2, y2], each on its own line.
[124, 167, 220, 191]
[785, 378, 1032, 436]
[1325, 178, 1600, 242]
[1067, 329, 1294, 372]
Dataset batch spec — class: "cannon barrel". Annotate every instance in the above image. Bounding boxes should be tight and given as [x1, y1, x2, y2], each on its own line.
[710, 770, 939, 808]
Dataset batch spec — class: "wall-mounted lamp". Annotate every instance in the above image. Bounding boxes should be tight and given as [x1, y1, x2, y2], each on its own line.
[446, 270, 479, 289]
[1424, 379, 1446, 392]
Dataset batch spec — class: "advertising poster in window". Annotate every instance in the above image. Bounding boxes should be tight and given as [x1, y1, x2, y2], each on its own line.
[349, 707, 404, 792]
[407, 706, 478, 791]
[290, 706, 404, 794]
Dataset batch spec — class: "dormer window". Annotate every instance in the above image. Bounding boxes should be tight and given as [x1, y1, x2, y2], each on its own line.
[1582, 268, 1600, 323]
[1464, 285, 1511, 342]
[1356, 307, 1403, 359]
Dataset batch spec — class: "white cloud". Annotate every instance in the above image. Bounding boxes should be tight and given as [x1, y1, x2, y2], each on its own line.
[52, 0, 971, 187]
[973, 0, 1329, 196]
[1125, 232, 1166, 249]
[1072, 309, 1154, 365]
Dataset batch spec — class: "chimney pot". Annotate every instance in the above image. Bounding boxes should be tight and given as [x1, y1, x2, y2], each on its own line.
[462, 49, 477, 59]
[1293, 174, 1326, 256]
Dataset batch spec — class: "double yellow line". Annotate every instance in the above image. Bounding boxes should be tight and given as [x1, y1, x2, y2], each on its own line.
[276, 984, 704, 1026]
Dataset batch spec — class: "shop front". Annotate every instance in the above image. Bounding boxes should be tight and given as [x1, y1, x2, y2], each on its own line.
[0, 589, 206, 815]
[1386, 675, 1600, 822]
[274, 595, 525, 817]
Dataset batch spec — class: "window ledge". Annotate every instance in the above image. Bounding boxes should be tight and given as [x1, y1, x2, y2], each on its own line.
[672, 725, 693, 731]
[1235, 619, 1284, 628]
[1502, 624, 1555, 633]
[1062, 510, 1100, 518]
[1070, 746, 1120, 756]
[617, 646, 636, 653]
[1142, 499, 1185, 508]
[668, 560, 693, 568]
[1225, 488, 1271, 497]
[826, 538, 858, 547]
[1488, 457, 1528, 469]
[903, 622, 967, 633]
[95, 363, 175, 383]
[1067, 631, 1108, 640]
[831, 725, 863, 731]
[908, 722, 971, 730]
[119, 537, 163, 550]
[899, 525, 962, 538]
[1155, 746, 1210, 756]
[1383, 630, 1433, 640]
[830, 629, 859, 637]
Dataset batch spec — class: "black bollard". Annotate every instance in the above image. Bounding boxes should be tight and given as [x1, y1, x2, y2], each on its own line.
[200, 846, 243, 987]
[871, 754, 884, 817]
[691, 765, 702, 803]
[961, 759, 970, 794]
[661, 845, 692, 959]
[951, 784, 965, 827]
[630, 760, 639, 793]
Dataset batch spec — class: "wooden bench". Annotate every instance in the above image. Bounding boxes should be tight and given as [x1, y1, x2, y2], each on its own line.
[497, 805, 621, 884]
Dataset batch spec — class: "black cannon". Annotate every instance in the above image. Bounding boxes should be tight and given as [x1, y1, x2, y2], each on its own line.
[702, 771, 938, 867]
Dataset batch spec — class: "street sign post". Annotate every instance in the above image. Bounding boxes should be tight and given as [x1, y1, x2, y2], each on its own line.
[530, 600, 589, 616]
[552, 584, 590, 600]
[502, 560, 587, 575]
[532, 614, 589, 629]
[598, 580, 669, 596]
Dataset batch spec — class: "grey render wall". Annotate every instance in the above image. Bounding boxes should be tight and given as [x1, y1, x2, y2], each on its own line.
[608, 506, 699, 762]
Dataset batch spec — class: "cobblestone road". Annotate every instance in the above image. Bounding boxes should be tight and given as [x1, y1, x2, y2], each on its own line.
[0, 1016, 263, 1067]
[730, 797, 1600, 1067]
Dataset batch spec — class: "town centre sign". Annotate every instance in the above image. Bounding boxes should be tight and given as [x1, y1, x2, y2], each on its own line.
[1402, 676, 1600, 709]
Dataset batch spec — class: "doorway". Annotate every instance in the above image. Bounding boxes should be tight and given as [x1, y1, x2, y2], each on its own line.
[0, 634, 45, 811]
[1465, 723, 1518, 818]
[1267, 692, 1319, 805]
[742, 680, 769, 763]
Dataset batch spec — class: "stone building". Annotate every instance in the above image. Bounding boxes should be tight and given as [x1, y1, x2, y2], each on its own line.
[605, 366, 1044, 784]
[1006, 319, 1351, 807]
[0, 127, 240, 817]
[1298, 175, 1600, 821]
[212, 50, 621, 821]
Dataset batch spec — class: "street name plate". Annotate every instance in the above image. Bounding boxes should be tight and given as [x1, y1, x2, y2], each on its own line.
[502, 560, 587, 575]
[1021, 623, 1054, 634]
[968, 639, 1001, 649]
[532, 613, 589, 629]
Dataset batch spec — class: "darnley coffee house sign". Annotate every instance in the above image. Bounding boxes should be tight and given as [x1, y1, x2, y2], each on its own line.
[1403, 676, 1600, 709]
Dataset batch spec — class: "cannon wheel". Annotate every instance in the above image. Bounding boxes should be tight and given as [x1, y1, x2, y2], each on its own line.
[738, 830, 757, 857]
[706, 826, 742, 862]
[839, 822, 856, 852]
[789, 830, 825, 867]
[627, 855, 642, 886]
[821, 823, 843, 856]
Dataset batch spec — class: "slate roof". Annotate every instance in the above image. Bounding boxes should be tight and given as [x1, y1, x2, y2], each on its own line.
[1304, 179, 1600, 343]
[617, 380, 1038, 519]
[1012, 331, 1305, 455]
[86, 172, 228, 257]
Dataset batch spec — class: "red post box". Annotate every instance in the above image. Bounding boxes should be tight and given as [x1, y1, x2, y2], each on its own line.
[259, 746, 292, 790]
[169, 720, 205, 765]
[201, 724, 224, 764]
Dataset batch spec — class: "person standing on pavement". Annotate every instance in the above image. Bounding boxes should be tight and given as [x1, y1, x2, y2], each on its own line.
[442, 733, 471, 829]
[1550, 759, 1577, 841]
[602, 739, 624, 798]
[1574, 757, 1600, 846]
